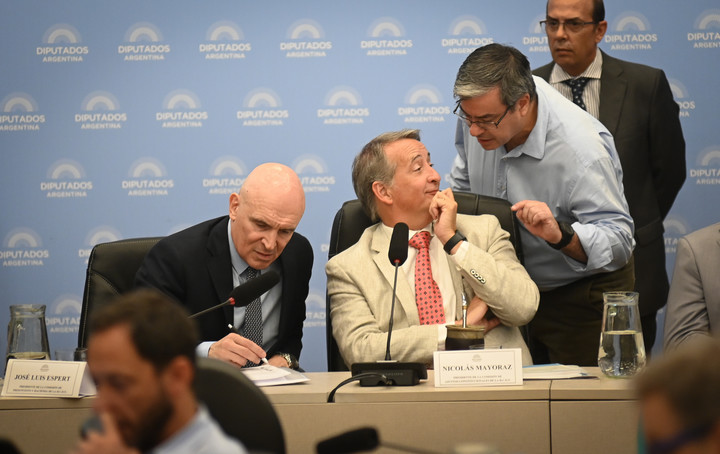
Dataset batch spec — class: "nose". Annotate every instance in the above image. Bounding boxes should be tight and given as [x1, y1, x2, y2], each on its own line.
[555, 23, 569, 39]
[428, 166, 440, 183]
[261, 230, 277, 250]
[469, 122, 488, 136]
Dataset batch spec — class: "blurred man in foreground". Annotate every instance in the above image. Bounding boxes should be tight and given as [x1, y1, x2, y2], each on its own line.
[72, 288, 246, 454]
[636, 337, 720, 454]
[327, 129, 539, 367]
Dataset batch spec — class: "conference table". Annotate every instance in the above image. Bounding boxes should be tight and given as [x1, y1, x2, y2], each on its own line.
[0, 368, 639, 454]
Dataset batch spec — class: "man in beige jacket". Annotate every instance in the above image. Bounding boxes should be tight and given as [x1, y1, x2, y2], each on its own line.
[326, 129, 539, 368]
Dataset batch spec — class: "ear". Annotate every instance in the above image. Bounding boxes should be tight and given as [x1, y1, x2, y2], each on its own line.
[162, 356, 194, 397]
[228, 192, 240, 221]
[595, 21, 608, 44]
[517, 93, 532, 116]
[372, 181, 392, 207]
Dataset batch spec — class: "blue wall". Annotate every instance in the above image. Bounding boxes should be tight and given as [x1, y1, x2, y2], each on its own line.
[2, 0, 718, 372]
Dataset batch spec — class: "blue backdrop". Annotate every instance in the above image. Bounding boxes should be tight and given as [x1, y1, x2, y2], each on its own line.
[2, 0, 718, 373]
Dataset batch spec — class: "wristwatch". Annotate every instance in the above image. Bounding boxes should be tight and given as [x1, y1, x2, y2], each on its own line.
[279, 352, 299, 370]
[547, 220, 575, 250]
[443, 231, 467, 254]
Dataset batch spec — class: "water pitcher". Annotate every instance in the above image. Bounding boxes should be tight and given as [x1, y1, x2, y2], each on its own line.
[598, 292, 646, 377]
[6, 304, 51, 365]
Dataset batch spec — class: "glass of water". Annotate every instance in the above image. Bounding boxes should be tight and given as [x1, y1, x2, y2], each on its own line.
[598, 291, 646, 378]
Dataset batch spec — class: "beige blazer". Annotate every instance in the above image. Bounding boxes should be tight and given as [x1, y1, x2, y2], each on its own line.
[326, 214, 539, 367]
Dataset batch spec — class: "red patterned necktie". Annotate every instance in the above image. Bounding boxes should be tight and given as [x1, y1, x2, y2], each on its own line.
[408, 231, 445, 325]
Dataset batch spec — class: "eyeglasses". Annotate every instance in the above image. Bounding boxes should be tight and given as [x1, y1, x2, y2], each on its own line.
[540, 18, 598, 34]
[453, 103, 511, 130]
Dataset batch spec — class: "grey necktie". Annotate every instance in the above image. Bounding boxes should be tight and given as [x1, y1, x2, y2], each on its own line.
[240, 266, 263, 363]
[562, 77, 590, 110]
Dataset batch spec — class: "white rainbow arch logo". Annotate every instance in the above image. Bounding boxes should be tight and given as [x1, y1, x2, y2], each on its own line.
[368, 18, 405, 37]
[82, 91, 119, 111]
[207, 21, 244, 41]
[211, 157, 246, 176]
[126, 23, 163, 42]
[613, 12, 649, 32]
[2, 93, 36, 112]
[245, 89, 281, 108]
[325, 87, 361, 106]
[49, 160, 84, 179]
[288, 20, 324, 39]
[86, 227, 121, 246]
[696, 10, 720, 29]
[406, 85, 442, 105]
[293, 155, 327, 174]
[5, 229, 41, 248]
[163, 90, 200, 110]
[130, 158, 166, 178]
[449, 16, 485, 35]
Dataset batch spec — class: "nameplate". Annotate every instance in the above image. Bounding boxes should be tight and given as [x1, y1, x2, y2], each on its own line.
[433, 348, 523, 387]
[1, 359, 96, 398]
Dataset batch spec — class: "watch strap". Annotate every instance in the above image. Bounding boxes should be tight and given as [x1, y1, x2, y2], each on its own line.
[443, 231, 467, 254]
[547, 221, 574, 250]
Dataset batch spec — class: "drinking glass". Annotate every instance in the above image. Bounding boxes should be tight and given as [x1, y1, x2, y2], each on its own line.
[597, 292, 646, 378]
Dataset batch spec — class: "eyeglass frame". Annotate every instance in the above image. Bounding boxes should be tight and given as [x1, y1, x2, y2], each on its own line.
[539, 18, 599, 34]
[453, 103, 512, 130]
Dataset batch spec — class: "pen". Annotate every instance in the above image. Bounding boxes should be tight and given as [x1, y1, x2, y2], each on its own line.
[228, 324, 269, 365]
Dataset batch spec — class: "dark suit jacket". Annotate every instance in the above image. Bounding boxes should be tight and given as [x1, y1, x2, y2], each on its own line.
[534, 51, 686, 315]
[134, 216, 313, 359]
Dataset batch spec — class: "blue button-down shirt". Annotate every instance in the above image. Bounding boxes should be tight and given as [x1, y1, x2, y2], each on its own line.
[448, 76, 634, 290]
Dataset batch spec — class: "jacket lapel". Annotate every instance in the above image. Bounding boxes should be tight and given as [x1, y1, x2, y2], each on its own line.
[370, 225, 419, 325]
[598, 51, 626, 137]
[206, 218, 235, 325]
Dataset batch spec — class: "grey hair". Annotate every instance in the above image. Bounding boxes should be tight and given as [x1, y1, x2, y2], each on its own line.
[352, 129, 421, 222]
[453, 43, 537, 107]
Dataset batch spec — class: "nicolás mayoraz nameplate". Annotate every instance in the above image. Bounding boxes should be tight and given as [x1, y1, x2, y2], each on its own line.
[1, 359, 96, 398]
[433, 348, 522, 387]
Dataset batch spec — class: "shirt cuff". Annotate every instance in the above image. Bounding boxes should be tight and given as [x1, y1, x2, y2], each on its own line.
[448, 239, 469, 263]
[196, 341, 213, 357]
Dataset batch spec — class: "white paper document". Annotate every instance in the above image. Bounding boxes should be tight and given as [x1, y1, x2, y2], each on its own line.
[241, 364, 309, 387]
[522, 364, 593, 380]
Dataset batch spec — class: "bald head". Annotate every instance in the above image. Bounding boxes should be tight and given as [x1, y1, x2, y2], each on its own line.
[229, 163, 306, 269]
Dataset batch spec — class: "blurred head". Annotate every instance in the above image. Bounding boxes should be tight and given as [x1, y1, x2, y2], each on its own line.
[636, 337, 720, 454]
[87, 289, 199, 451]
[229, 162, 305, 269]
[545, 0, 607, 76]
[352, 129, 440, 229]
[454, 44, 537, 151]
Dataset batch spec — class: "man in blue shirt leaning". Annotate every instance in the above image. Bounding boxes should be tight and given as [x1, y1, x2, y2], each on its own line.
[448, 43, 635, 366]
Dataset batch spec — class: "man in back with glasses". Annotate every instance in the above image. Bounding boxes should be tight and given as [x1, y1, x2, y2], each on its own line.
[533, 0, 686, 355]
[448, 43, 634, 366]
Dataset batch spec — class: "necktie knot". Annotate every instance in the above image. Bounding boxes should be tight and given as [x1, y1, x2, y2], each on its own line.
[409, 231, 431, 250]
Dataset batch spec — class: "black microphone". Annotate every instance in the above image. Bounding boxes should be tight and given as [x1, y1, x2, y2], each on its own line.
[188, 270, 280, 319]
[350, 222, 428, 386]
[316, 427, 443, 454]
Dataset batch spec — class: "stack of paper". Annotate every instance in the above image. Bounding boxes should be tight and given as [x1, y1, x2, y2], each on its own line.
[241, 364, 309, 387]
[522, 364, 594, 380]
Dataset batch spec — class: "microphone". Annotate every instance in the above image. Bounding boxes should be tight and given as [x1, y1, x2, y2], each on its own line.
[316, 427, 443, 454]
[188, 270, 280, 319]
[350, 222, 427, 386]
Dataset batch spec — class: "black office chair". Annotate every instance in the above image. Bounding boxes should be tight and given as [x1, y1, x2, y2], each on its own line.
[77, 237, 163, 348]
[195, 357, 285, 454]
[325, 191, 524, 371]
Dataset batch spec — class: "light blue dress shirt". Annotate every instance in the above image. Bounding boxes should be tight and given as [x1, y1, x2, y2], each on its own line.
[448, 76, 634, 290]
[151, 406, 247, 454]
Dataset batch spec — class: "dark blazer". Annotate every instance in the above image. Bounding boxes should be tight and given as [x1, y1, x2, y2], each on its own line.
[134, 216, 313, 359]
[534, 51, 686, 315]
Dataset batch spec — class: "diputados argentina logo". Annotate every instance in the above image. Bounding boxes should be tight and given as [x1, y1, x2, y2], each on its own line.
[303, 291, 326, 328]
[280, 19, 332, 58]
[669, 79, 695, 119]
[204, 156, 247, 195]
[41, 159, 93, 198]
[521, 15, 549, 53]
[604, 12, 657, 51]
[47, 295, 82, 335]
[1, 228, 49, 267]
[156, 90, 207, 128]
[397, 85, 450, 124]
[689, 146, 720, 186]
[78, 227, 122, 261]
[75, 91, 127, 130]
[361, 17, 413, 56]
[37, 24, 88, 63]
[237, 88, 288, 127]
[0, 93, 45, 132]
[442, 16, 494, 55]
[687, 10, 720, 49]
[119, 22, 170, 61]
[200, 21, 252, 60]
[293, 155, 336, 193]
[663, 216, 690, 255]
[317, 86, 369, 125]
[121, 158, 174, 197]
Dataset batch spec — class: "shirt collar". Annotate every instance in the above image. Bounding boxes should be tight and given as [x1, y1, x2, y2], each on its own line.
[227, 219, 249, 275]
[549, 47, 603, 83]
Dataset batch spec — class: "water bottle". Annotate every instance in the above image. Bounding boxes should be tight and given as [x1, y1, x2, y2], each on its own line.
[597, 292, 646, 378]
